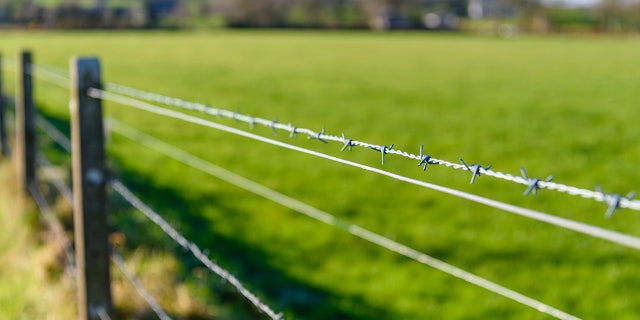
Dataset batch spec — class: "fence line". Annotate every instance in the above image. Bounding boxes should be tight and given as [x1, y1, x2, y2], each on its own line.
[111, 250, 172, 320]
[32, 104, 282, 319]
[34, 106, 187, 320]
[102, 82, 640, 214]
[109, 119, 580, 320]
[110, 180, 285, 320]
[98, 90, 640, 252]
[12, 58, 282, 320]
[5, 55, 637, 319]
[21, 61, 640, 214]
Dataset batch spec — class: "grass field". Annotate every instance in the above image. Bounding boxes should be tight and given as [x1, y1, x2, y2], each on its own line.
[2, 30, 640, 319]
[0, 161, 76, 319]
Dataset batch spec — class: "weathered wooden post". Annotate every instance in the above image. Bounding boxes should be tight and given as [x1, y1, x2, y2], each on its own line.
[0, 53, 9, 157]
[70, 56, 113, 320]
[15, 50, 36, 191]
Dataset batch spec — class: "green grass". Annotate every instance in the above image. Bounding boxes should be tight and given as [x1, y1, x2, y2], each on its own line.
[0, 160, 76, 319]
[2, 30, 640, 319]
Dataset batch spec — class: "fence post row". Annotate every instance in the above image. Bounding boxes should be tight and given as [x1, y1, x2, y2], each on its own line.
[15, 51, 36, 192]
[0, 53, 9, 157]
[70, 56, 113, 320]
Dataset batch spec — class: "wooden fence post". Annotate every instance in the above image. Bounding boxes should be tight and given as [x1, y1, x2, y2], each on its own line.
[0, 53, 9, 157]
[16, 50, 36, 191]
[70, 56, 113, 320]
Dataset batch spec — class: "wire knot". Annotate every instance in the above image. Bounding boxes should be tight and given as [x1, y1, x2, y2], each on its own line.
[269, 119, 278, 135]
[417, 144, 432, 171]
[371, 144, 394, 165]
[520, 167, 553, 196]
[289, 125, 298, 139]
[341, 132, 354, 152]
[308, 127, 328, 144]
[460, 158, 491, 184]
[596, 185, 636, 218]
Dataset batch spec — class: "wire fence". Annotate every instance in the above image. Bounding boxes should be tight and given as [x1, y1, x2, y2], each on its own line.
[35, 112, 174, 320]
[4, 57, 640, 320]
[32, 94, 283, 318]
[111, 250, 172, 320]
[17, 60, 640, 215]
[108, 119, 580, 319]
[94, 89, 640, 251]
[103, 83, 640, 215]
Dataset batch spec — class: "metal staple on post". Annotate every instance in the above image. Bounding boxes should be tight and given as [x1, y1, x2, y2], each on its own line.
[15, 50, 36, 192]
[70, 56, 113, 320]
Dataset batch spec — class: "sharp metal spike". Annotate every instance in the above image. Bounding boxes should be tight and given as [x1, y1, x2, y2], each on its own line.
[289, 126, 298, 139]
[417, 145, 431, 171]
[309, 127, 328, 144]
[341, 133, 353, 152]
[460, 159, 486, 184]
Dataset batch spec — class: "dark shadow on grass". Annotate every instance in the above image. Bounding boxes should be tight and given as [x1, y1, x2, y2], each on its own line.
[111, 162, 394, 320]
[31, 110, 395, 319]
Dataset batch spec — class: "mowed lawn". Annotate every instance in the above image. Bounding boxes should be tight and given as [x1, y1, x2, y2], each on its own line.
[2, 30, 640, 319]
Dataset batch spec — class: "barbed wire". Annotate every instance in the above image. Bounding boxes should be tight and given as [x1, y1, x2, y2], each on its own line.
[20, 62, 640, 215]
[102, 83, 640, 215]
[108, 118, 580, 320]
[99, 91, 640, 251]
[111, 249, 173, 320]
[110, 179, 284, 320]
[27, 70, 583, 318]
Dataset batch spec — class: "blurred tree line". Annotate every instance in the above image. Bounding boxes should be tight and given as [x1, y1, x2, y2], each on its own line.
[0, 0, 638, 33]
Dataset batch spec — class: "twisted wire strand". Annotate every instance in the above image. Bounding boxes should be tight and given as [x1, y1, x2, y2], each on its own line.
[98, 91, 640, 251]
[21, 62, 639, 212]
[110, 180, 284, 320]
[27, 70, 283, 320]
[102, 83, 640, 212]
[111, 250, 172, 320]
[108, 119, 580, 320]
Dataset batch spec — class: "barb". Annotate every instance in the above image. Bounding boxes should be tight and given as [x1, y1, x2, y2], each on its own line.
[108, 120, 580, 320]
[111, 250, 172, 320]
[110, 180, 284, 320]
[417, 144, 433, 171]
[98, 94, 640, 251]
[460, 158, 491, 184]
[521, 168, 554, 196]
[101, 82, 640, 212]
[596, 185, 636, 218]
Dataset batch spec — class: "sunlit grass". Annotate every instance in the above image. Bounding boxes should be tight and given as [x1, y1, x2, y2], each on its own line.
[1, 30, 640, 319]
